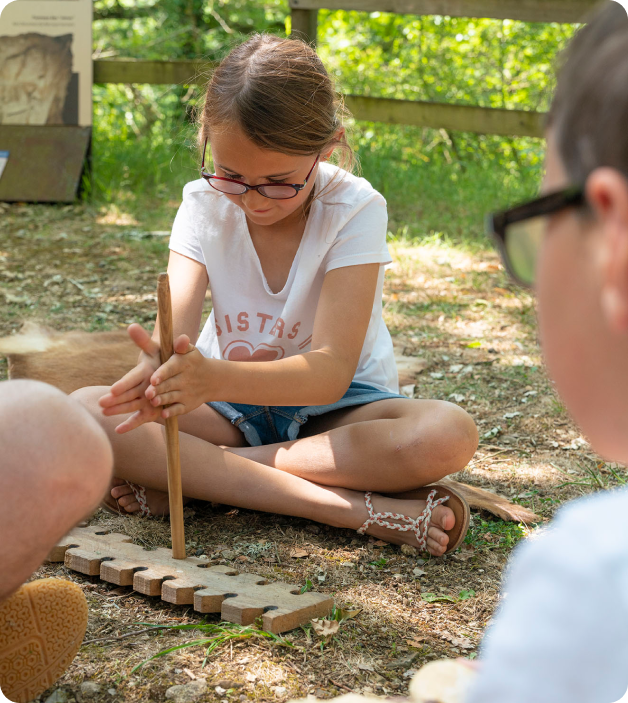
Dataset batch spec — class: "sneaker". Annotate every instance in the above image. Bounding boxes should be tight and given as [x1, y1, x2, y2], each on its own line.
[0, 578, 88, 703]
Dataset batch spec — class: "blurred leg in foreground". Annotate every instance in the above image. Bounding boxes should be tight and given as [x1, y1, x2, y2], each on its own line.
[0, 380, 113, 703]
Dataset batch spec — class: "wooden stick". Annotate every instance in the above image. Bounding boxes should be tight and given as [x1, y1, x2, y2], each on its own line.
[157, 272, 186, 560]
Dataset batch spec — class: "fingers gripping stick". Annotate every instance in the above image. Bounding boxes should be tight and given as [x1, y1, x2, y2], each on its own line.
[157, 273, 186, 559]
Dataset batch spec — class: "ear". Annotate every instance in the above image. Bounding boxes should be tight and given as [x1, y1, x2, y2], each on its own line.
[587, 168, 628, 333]
[321, 127, 346, 162]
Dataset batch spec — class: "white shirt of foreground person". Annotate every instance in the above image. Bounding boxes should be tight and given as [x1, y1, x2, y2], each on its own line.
[465, 488, 628, 703]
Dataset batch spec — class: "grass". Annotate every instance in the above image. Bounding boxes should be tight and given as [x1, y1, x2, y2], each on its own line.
[552, 460, 628, 492]
[2, 205, 617, 701]
[1, 111, 619, 701]
[89, 93, 544, 249]
[464, 516, 529, 552]
[131, 620, 295, 673]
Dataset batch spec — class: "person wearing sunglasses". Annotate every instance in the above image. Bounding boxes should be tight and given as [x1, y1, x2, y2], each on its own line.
[290, 3, 628, 703]
[465, 2, 628, 701]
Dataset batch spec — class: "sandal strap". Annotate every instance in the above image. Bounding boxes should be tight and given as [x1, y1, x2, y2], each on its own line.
[357, 489, 449, 551]
[126, 481, 153, 518]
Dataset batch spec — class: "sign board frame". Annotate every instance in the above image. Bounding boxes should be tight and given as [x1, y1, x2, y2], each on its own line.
[0, 0, 92, 201]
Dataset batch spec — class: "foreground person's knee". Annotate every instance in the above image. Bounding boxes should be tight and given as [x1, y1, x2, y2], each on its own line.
[2, 380, 113, 498]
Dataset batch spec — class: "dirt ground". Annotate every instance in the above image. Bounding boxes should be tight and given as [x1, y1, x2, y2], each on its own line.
[1, 201, 625, 703]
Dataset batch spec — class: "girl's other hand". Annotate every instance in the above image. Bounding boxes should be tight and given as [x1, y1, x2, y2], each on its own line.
[145, 334, 209, 419]
[98, 323, 163, 433]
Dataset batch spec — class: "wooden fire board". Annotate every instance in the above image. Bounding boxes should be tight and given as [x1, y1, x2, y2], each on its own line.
[46, 526, 333, 634]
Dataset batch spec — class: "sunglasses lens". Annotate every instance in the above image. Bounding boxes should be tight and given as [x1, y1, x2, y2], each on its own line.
[209, 179, 247, 195]
[505, 216, 546, 287]
[257, 185, 297, 199]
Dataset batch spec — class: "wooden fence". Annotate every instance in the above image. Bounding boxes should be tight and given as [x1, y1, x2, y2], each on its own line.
[94, 0, 600, 138]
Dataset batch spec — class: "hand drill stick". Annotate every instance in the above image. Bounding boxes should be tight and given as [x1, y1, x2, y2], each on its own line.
[157, 272, 186, 559]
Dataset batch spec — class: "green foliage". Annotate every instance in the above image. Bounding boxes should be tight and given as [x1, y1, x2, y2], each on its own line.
[319, 12, 576, 111]
[465, 517, 528, 550]
[91, 1, 578, 244]
[300, 578, 314, 594]
[131, 619, 294, 673]
[553, 460, 628, 491]
[421, 588, 476, 603]
[94, 0, 287, 60]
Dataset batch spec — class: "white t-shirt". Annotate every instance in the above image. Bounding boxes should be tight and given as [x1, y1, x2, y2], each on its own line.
[169, 162, 399, 395]
[466, 488, 628, 703]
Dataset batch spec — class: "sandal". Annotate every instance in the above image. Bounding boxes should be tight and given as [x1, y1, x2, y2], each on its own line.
[100, 481, 153, 518]
[0, 579, 88, 703]
[357, 482, 471, 555]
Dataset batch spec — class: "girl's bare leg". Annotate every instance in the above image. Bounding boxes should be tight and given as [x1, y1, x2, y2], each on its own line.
[72, 387, 469, 555]
[228, 398, 478, 492]
[0, 381, 113, 602]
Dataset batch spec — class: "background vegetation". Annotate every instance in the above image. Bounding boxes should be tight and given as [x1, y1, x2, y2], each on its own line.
[91, 0, 578, 245]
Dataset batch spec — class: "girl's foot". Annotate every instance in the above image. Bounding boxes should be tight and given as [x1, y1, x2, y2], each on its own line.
[356, 485, 470, 557]
[104, 478, 171, 517]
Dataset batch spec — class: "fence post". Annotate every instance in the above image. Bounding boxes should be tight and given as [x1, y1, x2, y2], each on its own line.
[291, 7, 318, 45]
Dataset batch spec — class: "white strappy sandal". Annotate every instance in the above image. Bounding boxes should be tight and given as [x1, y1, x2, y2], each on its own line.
[357, 483, 471, 555]
[101, 481, 153, 518]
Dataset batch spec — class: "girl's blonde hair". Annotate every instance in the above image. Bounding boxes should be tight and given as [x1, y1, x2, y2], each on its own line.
[199, 34, 355, 172]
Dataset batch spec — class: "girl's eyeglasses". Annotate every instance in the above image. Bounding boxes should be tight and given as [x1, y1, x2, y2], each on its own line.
[200, 138, 319, 200]
[487, 186, 585, 288]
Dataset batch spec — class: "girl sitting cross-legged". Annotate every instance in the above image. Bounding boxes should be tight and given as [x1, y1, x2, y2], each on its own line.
[73, 34, 478, 557]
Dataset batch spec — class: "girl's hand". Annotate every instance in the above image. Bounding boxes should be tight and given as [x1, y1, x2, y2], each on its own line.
[98, 324, 163, 433]
[145, 334, 211, 419]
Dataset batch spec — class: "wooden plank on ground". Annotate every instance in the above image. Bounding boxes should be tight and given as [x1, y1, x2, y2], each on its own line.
[289, 0, 597, 23]
[345, 95, 546, 137]
[46, 526, 333, 633]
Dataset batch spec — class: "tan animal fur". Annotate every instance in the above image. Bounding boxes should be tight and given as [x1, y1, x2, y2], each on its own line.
[0, 323, 541, 524]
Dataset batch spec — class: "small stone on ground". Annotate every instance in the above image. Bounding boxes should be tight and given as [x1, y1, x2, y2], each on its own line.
[79, 681, 102, 699]
[44, 691, 69, 703]
[165, 679, 208, 703]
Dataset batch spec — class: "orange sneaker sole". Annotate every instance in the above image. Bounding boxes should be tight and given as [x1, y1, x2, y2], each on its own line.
[0, 578, 88, 703]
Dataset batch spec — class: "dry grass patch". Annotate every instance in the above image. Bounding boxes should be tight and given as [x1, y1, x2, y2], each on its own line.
[1, 204, 626, 702]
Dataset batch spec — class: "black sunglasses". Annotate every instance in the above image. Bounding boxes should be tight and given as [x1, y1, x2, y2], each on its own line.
[200, 138, 319, 200]
[487, 186, 585, 288]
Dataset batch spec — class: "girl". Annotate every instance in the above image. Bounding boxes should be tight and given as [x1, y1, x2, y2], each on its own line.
[74, 34, 478, 557]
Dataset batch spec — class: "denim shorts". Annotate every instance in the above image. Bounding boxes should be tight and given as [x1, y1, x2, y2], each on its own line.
[208, 381, 406, 446]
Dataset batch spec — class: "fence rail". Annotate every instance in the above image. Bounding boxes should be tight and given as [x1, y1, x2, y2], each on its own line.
[93, 0, 595, 139]
[93, 59, 215, 85]
[93, 59, 545, 138]
[289, 0, 598, 24]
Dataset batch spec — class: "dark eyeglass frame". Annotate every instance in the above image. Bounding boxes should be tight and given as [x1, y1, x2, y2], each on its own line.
[487, 185, 585, 288]
[200, 137, 319, 200]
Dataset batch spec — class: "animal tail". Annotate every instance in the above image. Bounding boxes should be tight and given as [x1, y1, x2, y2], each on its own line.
[442, 477, 542, 524]
[0, 322, 59, 355]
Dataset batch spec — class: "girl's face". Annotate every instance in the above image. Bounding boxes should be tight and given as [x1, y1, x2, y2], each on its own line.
[537, 132, 628, 462]
[208, 125, 321, 228]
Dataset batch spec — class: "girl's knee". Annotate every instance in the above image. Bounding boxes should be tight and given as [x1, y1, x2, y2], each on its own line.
[1, 381, 113, 501]
[398, 401, 478, 478]
[431, 402, 478, 467]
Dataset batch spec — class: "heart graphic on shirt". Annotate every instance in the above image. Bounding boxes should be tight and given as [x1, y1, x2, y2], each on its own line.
[223, 340, 286, 362]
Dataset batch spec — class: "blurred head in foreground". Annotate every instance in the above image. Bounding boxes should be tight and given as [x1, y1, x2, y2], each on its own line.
[490, 1, 628, 463]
